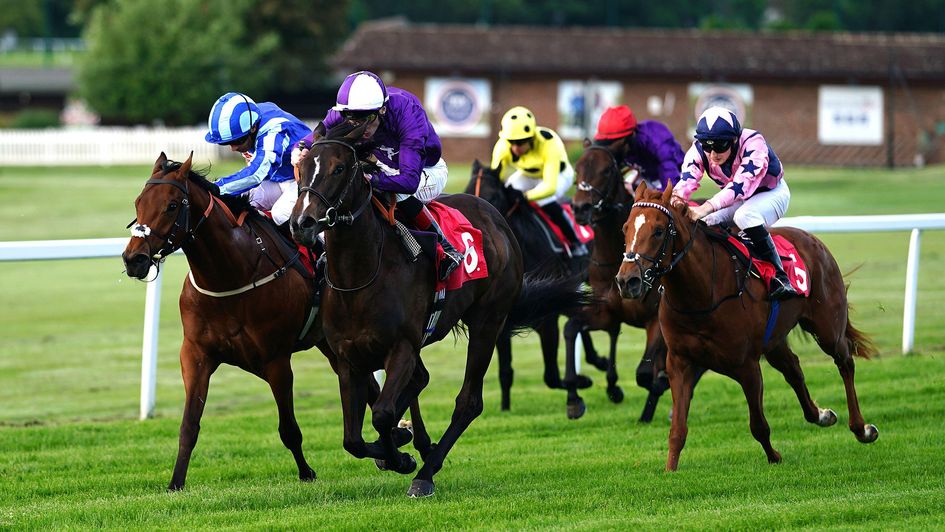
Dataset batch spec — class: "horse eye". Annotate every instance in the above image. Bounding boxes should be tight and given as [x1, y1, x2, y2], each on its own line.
[333, 165, 345, 175]
[167, 202, 178, 212]
[653, 228, 664, 238]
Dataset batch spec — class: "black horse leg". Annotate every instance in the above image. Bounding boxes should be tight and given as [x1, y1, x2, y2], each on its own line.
[168, 343, 219, 491]
[370, 340, 419, 475]
[263, 356, 317, 482]
[495, 326, 513, 410]
[562, 317, 586, 419]
[605, 326, 624, 403]
[408, 315, 501, 498]
[581, 329, 609, 371]
[542, 319, 593, 389]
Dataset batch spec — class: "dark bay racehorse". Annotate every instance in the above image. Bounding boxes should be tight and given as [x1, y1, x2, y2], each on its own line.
[466, 160, 610, 413]
[291, 124, 586, 497]
[122, 153, 401, 490]
[615, 184, 879, 470]
[569, 144, 680, 422]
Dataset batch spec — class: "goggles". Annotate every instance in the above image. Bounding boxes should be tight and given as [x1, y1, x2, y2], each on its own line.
[702, 138, 734, 153]
[508, 138, 532, 147]
[341, 110, 379, 126]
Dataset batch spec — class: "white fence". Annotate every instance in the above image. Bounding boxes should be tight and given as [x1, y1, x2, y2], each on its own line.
[0, 127, 227, 166]
[1, 213, 944, 419]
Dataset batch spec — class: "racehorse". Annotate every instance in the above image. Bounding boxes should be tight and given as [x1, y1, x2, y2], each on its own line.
[290, 123, 587, 497]
[615, 183, 879, 470]
[569, 144, 684, 422]
[122, 153, 404, 491]
[466, 160, 611, 413]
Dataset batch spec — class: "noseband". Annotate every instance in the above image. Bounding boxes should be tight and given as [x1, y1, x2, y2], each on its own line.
[297, 139, 372, 228]
[576, 146, 630, 220]
[129, 177, 208, 263]
[622, 201, 695, 293]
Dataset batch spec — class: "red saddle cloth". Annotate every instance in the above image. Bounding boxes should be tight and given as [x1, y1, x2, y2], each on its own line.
[530, 202, 595, 253]
[427, 201, 489, 291]
[726, 234, 811, 297]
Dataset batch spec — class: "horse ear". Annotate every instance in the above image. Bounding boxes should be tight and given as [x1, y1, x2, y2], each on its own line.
[583, 137, 591, 148]
[472, 159, 482, 171]
[634, 181, 647, 201]
[179, 151, 194, 176]
[153, 152, 167, 174]
[661, 181, 674, 204]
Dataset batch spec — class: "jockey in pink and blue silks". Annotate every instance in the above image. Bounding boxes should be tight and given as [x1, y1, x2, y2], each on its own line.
[295, 71, 463, 281]
[671, 106, 798, 300]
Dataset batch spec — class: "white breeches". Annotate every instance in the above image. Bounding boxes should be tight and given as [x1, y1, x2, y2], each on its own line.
[704, 178, 791, 229]
[506, 165, 575, 207]
[394, 158, 449, 204]
[247, 179, 298, 226]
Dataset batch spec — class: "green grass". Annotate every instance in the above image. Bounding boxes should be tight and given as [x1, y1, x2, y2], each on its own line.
[1, 162, 944, 529]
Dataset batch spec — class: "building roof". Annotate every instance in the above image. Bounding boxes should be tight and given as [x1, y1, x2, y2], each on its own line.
[331, 19, 945, 83]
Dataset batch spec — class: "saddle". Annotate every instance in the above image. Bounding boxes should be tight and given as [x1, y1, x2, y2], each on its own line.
[703, 225, 810, 297]
[524, 201, 594, 258]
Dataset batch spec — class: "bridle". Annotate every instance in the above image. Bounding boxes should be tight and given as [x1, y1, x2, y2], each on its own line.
[622, 201, 695, 295]
[576, 145, 631, 223]
[127, 176, 209, 267]
[297, 139, 373, 228]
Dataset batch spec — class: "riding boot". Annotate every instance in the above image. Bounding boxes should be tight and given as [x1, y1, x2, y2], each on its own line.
[540, 201, 588, 257]
[414, 205, 464, 281]
[743, 225, 798, 300]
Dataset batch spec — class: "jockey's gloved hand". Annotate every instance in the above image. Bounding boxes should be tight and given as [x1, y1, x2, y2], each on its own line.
[506, 185, 528, 204]
[208, 182, 221, 197]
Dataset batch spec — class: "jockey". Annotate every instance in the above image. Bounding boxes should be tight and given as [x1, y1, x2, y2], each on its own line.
[205, 92, 311, 226]
[490, 106, 588, 256]
[671, 106, 798, 300]
[295, 71, 463, 281]
[593, 105, 684, 192]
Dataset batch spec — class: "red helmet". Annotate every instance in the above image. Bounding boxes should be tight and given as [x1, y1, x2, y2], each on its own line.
[594, 105, 638, 141]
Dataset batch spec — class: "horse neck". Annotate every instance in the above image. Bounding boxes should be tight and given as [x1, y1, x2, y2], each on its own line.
[590, 210, 629, 271]
[322, 186, 387, 288]
[659, 222, 725, 310]
[181, 190, 260, 285]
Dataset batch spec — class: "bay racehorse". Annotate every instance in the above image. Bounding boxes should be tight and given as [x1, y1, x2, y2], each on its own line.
[615, 183, 879, 470]
[290, 123, 587, 497]
[122, 153, 405, 490]
[466, 160, 611, 413]
[569, 143, 693, 422]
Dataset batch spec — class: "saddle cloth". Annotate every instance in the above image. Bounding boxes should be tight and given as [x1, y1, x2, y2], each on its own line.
[722, 233, 811, 297]
[427, 201, 489, 291]
[529, 202, 594, 255]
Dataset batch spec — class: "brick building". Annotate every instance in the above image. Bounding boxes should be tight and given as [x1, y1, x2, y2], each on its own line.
[331, 19, 945, 167]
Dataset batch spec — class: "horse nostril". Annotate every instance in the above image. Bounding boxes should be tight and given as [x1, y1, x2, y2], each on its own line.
[300, 215, 317, 230]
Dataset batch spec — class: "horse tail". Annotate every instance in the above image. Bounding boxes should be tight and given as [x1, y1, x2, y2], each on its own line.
[845, 316, 878, 359]
[505, 271, 592, 334]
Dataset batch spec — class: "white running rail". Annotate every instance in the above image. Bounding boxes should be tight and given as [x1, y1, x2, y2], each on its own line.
[2, 212, 944, 419]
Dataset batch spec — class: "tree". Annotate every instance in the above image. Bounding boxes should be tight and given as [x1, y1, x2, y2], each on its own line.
[77, 0, 277, 125]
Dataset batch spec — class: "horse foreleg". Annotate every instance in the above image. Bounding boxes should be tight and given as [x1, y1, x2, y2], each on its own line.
[168, 342, 218, 491]
[370, 341, 419, 475]
[536, 319, 562, 389]
[605, 326, 623, 403]
[582, 329, 609, 372]
[408, 318, 499, 498]
[736, 361, 781, 464]
[264, 356, 316, 482]
[638, 323, 668, 423]
[562, 317, 587, 419]
[495, 327, 513, 410]
[665, 351, 696, 472]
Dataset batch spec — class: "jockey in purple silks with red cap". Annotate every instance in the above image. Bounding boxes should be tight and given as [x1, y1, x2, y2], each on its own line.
[671, 106, 798, 300]
[293, 71, 462, 281]
[593, 105, 685, 192]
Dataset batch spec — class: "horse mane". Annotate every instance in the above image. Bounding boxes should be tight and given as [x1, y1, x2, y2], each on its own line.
[162, 159, 255, 216]
[323, 120, 376, 160]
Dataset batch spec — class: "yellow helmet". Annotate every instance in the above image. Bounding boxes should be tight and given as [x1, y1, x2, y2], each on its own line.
[499, 106, 537, 141]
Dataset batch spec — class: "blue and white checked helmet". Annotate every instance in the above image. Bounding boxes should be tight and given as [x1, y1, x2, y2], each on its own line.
[694, 106, 742, 141]
[205, 92, 260, 144]
[332, 71, 388, 112]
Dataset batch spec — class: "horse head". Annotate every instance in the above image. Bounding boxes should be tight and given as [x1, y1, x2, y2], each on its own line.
[122, 152, 199, 279]
[615, 183, 691, 299]
[291, 121, 372, 247]
[466, 160, 518, 214]
[573, 141, 629, 226]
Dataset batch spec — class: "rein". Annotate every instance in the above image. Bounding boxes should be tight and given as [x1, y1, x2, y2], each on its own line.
[576, 146, 631, 223]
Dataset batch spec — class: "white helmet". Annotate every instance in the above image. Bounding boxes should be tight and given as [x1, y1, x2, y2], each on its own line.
[332, 71, 389, 112]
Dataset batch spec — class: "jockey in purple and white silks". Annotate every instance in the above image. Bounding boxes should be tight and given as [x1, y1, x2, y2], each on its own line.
[671, 106, 798, 300]
[205, 92, 311, 226]
[295, 71, 462, 281]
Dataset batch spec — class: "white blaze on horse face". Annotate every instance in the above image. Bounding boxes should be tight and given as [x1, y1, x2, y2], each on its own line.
[130, 224, 151, 238]
[298, 155, 321, 217]
[627, 213, 647, 254]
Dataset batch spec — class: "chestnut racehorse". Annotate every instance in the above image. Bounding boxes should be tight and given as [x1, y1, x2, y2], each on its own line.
[615, 183, 878, 471]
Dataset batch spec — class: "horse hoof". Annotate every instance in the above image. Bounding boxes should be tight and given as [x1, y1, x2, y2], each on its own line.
[167, 483, 184, 492]
[857, 424, 879, 443]
[299, 468, 317, 482]
[607, 386, 624, 404]
[407, 479, 435, 498]
[575, 375, 594, 389]
[567, 399, 586, 420]
[768, 451, 782, 464]
[817, 408, 838, 427]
